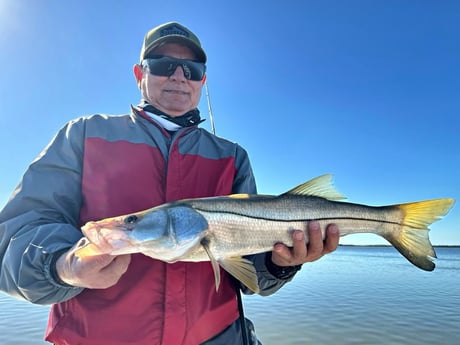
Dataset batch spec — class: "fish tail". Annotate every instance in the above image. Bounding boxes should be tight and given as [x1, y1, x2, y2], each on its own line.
[383, 198, 455, 271]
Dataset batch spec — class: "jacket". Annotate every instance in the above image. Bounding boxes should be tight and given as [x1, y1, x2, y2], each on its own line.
[0, 107, 291, 344]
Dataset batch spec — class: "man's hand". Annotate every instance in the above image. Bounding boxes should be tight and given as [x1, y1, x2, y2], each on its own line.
[271, 221, 339, 267]
[55, 238, 131, 289]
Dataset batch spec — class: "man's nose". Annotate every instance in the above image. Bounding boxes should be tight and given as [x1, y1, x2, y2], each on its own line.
[169, 66, 187, 81]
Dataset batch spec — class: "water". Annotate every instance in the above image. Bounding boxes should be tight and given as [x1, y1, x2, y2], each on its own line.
[244, 246, 460, 345]
[0, 296, 49, 344]
[0, 246, 459, 345]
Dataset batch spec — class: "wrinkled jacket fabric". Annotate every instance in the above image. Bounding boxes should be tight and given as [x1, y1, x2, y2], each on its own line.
[0, 108, 290, 345]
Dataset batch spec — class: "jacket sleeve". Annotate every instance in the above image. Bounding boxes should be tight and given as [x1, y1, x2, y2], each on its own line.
[232, 145, 296, 296]
[0, 118, 87, 305]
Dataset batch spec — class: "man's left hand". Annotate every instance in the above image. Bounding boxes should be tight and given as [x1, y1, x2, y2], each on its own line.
[271, 221, 339, 267]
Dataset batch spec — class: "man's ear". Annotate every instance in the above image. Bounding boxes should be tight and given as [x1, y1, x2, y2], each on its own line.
[201, 74, 207, 85]
[133, 64, 143, 87]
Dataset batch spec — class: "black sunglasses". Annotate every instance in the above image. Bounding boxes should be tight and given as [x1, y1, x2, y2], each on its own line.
[142, 56, 206, 81]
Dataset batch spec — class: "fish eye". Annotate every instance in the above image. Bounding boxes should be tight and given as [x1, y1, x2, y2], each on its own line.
[125, 215, 138, 224]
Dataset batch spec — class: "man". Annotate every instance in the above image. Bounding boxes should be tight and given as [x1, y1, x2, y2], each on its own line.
[0, 22, 339, 344]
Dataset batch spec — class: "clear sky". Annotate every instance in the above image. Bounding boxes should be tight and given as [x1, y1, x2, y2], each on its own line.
[0, 0, 459, 245]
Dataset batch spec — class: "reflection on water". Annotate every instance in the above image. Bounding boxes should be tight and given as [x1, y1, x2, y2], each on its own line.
[0, 247, 459, 344]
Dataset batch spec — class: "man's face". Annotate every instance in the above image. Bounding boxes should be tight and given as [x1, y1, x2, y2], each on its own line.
[135, 43, 204, 117]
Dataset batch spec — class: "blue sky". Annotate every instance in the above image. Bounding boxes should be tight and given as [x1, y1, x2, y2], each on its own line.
[0, 0, 459, 245]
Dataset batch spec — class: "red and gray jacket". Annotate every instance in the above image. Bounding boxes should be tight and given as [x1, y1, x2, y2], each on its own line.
[0, 107, 291, 345]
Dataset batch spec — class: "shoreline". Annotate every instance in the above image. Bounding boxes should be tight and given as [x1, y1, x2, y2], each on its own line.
[339, 244, 460, 248]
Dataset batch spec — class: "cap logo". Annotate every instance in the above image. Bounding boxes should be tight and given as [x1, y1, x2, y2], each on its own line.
[160, 25, 190, 38]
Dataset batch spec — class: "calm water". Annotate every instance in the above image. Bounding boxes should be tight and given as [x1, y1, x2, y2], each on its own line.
[0, 246, 459, 345]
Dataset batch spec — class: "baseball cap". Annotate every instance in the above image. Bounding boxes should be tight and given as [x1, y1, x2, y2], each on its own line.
[140, 22, 207, 63]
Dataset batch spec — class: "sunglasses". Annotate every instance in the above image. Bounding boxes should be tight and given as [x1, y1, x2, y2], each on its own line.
[142, 56, 206, 81]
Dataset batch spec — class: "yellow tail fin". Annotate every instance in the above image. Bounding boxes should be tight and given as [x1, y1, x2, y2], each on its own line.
[384, 198, 455, 271]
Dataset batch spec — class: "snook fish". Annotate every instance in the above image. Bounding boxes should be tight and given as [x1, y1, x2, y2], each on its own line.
[77, 174, 455, 293]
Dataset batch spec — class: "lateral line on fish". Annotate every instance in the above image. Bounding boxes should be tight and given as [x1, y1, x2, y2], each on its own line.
[193, 208, 407, 226]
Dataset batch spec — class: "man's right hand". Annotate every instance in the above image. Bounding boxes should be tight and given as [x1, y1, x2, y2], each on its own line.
[55, 238, 131, 289]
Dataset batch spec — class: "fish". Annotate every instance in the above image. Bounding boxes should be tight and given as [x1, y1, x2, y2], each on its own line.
[76, 174, 455, 293]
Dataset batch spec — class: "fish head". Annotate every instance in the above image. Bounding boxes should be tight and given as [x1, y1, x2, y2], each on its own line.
[81, 204, 209, 262]
[129, 205, 210, 262]
[80, 208, 169, 256]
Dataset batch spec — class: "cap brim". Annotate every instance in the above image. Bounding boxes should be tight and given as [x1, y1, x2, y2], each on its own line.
[143, 36, 206, 63]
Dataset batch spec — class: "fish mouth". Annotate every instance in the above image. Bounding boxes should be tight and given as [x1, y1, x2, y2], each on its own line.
[80, 219, 135, 255]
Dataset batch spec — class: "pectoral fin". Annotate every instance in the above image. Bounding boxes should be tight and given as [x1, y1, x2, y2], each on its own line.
[219, 257, 260, 294]
[201, 238, 222, 292]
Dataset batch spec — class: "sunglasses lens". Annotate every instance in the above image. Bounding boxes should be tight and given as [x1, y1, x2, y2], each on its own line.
[143, 57, 205, 81]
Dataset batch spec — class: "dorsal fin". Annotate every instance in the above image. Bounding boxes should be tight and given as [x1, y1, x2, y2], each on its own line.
[283, 174, 346, 201]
